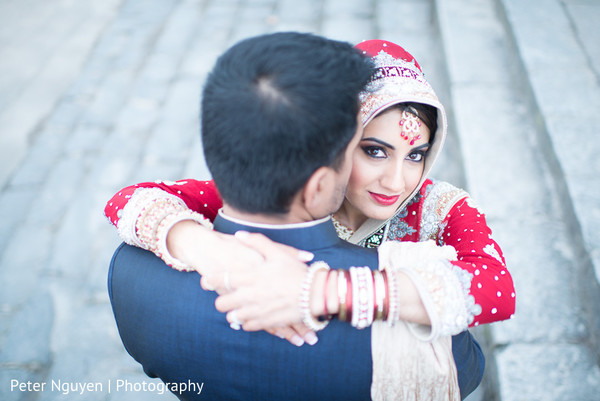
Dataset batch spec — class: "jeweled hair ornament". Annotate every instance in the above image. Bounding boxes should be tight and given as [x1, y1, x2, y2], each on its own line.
[399, 108, 422, 145]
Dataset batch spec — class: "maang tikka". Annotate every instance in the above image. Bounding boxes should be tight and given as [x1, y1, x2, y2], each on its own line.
[399, 108, 422, 145]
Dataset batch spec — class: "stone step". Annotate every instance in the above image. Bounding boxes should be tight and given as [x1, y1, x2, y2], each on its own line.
[434, 0, 600, 399]
[0, 0, 122, 190]
[498, 0, 600, 358]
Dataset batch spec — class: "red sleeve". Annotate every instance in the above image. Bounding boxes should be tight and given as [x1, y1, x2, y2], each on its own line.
[104, 179, 223, 226]
[440, 198, 515, 326]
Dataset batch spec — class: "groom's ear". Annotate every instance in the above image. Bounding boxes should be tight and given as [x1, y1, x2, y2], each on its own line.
[301, 166, 335, 215]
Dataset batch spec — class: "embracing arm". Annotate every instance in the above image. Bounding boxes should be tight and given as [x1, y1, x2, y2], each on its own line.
[104, 179, 319, 345]
[104, 179, 221, 247]
[103, 180, 437, 336]
[439, 197, 516, 326]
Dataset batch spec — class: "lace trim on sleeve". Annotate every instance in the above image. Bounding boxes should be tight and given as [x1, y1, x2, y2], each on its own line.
[378, 240, 472, 341]
[116, 187, 187, 249]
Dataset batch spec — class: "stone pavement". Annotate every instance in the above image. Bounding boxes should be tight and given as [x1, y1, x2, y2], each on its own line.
[0, 0, 598, 400]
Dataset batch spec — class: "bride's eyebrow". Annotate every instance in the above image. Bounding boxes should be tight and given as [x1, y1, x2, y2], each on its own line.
[361, 137, 394, 150]
[412, 143, 430, 151]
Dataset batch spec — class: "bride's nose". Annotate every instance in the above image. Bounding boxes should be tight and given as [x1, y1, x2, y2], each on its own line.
[380, 162, 405, 194]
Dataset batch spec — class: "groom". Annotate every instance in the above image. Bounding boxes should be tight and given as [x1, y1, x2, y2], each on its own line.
[109, 32, 483, 400]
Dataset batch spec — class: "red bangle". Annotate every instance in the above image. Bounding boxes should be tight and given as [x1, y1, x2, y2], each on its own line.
[345, 270, 353, 323]
[382, 270, 390, 321]
[323, 269, 333, 319]
[372, 270, 377, 322]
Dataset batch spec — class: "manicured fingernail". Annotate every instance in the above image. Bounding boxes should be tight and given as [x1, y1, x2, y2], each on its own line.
[291, 335, 304, 347]
[274, 331, 285, 339]
[234, 230, 250, 239]
[297, 250, 314, 262]
[304, 332, 319, 345]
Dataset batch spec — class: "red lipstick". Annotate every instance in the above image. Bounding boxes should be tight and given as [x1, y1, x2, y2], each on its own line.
[369, 192, 400, 206]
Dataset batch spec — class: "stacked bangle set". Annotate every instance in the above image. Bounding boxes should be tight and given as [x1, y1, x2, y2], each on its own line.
[135, 197, 213, 271]
[300, 262, 399, 332]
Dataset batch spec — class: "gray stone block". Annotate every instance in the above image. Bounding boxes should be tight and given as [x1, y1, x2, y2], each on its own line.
[500, 0, 600, 286]
[0, 292, 53, 366]
[278, 0, 320, 22]
[489, 221, 588, 345]
[564, 1, 600, 77]
[160, 77, 202, 127]
[496, 343, 600, 401]
[0, 187, 37, 256]
[0, 225, 52, 306]
[449, 84, 551, 217]
[321, 18, 375, 44]
[0, 368, 47, 401]
[145, 120, 197, 162]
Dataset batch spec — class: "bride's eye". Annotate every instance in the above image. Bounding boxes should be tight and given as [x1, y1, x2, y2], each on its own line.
[362, 146, 387, 159]
[406, 150, 426, 162]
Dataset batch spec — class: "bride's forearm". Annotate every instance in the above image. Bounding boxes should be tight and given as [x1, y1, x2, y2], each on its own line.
[394, 271, 430, 325]
[167, 220, 217, 269]
[309, 269, 430, 327]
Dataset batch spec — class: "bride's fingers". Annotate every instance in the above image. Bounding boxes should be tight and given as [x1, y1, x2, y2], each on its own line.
[234, 231, 314, 262]
[265, 326, 309, 347]
[215, 291, 244, 313]
[200, 276, 215, 291]
[289, 323, 318, 344]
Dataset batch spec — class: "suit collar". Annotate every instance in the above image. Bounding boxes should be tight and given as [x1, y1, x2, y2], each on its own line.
[214, 213, 341, 251]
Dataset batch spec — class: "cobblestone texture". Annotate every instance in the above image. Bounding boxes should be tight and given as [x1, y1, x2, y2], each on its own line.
[0, 0, 598, 399]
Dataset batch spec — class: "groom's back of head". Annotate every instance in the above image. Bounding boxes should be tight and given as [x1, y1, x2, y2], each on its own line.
[201, 32, 373, 215]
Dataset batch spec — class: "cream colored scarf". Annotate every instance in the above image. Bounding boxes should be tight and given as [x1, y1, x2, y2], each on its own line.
[371, 241, 462, 401]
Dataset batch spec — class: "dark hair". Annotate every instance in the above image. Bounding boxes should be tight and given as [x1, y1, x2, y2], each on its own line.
[381, 102, 438, 145]
[201, 32, 374, 214]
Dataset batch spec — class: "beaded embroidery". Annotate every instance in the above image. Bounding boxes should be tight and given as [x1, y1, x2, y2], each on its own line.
[364, 226, 386, 248]
[378, 240, 471, 339]
[386, 208, 417, 241]
[419, 181, 469, 242]
[359, 50, 439, 126]
[117, 187, 187, 248]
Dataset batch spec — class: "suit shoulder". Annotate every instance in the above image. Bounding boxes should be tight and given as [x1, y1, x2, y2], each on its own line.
[317, 240, 378, 269]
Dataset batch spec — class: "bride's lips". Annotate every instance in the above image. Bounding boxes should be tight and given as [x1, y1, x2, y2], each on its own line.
[369, 192, 400, 206]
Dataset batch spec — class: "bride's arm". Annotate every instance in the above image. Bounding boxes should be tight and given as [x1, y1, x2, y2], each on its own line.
[439, 197, 516, 326]
[212, 233, 437, 333]
[104, 180, 318, 345]
[103, 181, 437, 335]
[104, 179, 221, 255]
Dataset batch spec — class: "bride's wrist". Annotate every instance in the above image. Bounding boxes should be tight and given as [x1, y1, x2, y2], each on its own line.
[309, 269, 339, 317]
[166, 218, 213, 268]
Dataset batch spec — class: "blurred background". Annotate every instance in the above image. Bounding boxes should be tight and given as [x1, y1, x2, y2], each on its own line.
[0, 0, 599, 399]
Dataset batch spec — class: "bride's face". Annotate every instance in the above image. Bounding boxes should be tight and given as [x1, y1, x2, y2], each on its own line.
[343, 108, 430, 222]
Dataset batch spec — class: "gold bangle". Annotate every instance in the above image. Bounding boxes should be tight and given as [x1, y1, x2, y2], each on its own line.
[373, 270, 386, 321]
[337, 269, 348, 322]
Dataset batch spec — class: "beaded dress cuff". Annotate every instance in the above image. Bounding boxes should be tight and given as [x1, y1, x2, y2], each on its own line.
[378, 240, 472, 341]
[116, 187, 213, 271]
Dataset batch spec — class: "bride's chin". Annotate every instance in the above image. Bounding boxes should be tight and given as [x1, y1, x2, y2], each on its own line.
[362, 206, 397, 221]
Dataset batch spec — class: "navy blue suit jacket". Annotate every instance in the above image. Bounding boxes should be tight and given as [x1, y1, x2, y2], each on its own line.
[108, 216, 484, 400]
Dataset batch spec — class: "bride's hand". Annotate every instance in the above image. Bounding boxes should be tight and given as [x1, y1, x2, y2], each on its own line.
[213, 231, 313, 330]
[167, 221, 312, 292]
[266, 324, 319, 347]
[169, 222, 319, 345]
